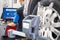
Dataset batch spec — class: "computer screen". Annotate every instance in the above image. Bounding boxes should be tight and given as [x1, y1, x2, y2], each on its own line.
[3, 8, 17, 19]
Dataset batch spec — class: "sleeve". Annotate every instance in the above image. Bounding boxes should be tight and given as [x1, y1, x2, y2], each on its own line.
[13, 13, 19, 23]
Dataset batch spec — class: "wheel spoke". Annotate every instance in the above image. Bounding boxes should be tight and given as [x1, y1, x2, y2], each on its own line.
[52, 23, 60, 27]
[51, 27, 60, 35]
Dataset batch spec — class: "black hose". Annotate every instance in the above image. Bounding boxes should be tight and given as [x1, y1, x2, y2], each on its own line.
[27, 0, 41, 15]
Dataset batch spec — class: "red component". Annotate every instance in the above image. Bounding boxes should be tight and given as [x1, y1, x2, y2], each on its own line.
[5, 25, 16, 36]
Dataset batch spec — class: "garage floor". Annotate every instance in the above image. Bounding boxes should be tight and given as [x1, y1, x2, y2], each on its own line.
[0, 23, 7, 40]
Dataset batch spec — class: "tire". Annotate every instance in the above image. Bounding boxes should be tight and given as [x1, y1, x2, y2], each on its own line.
[27, 0, 60, 40]
[27, 0, 60, 15]
[40, 0, 60, 15]
[27, 0, 41, 15]
[39, 0, 60, 40]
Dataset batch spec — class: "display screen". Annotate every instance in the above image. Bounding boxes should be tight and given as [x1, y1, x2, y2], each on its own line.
[3, 8, 17, 19]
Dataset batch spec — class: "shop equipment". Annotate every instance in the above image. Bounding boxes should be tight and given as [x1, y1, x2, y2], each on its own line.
[8, 15, 49, 40]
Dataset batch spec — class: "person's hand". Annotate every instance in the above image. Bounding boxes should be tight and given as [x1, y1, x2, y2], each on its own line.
[7, 22, 16, 27]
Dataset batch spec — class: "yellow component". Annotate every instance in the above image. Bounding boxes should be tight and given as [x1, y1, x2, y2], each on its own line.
[21, 37, 28, 40]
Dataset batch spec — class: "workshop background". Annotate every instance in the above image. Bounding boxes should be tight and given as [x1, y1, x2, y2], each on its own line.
[0, 0, 26, 40]
[0, 0, 60, 40]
